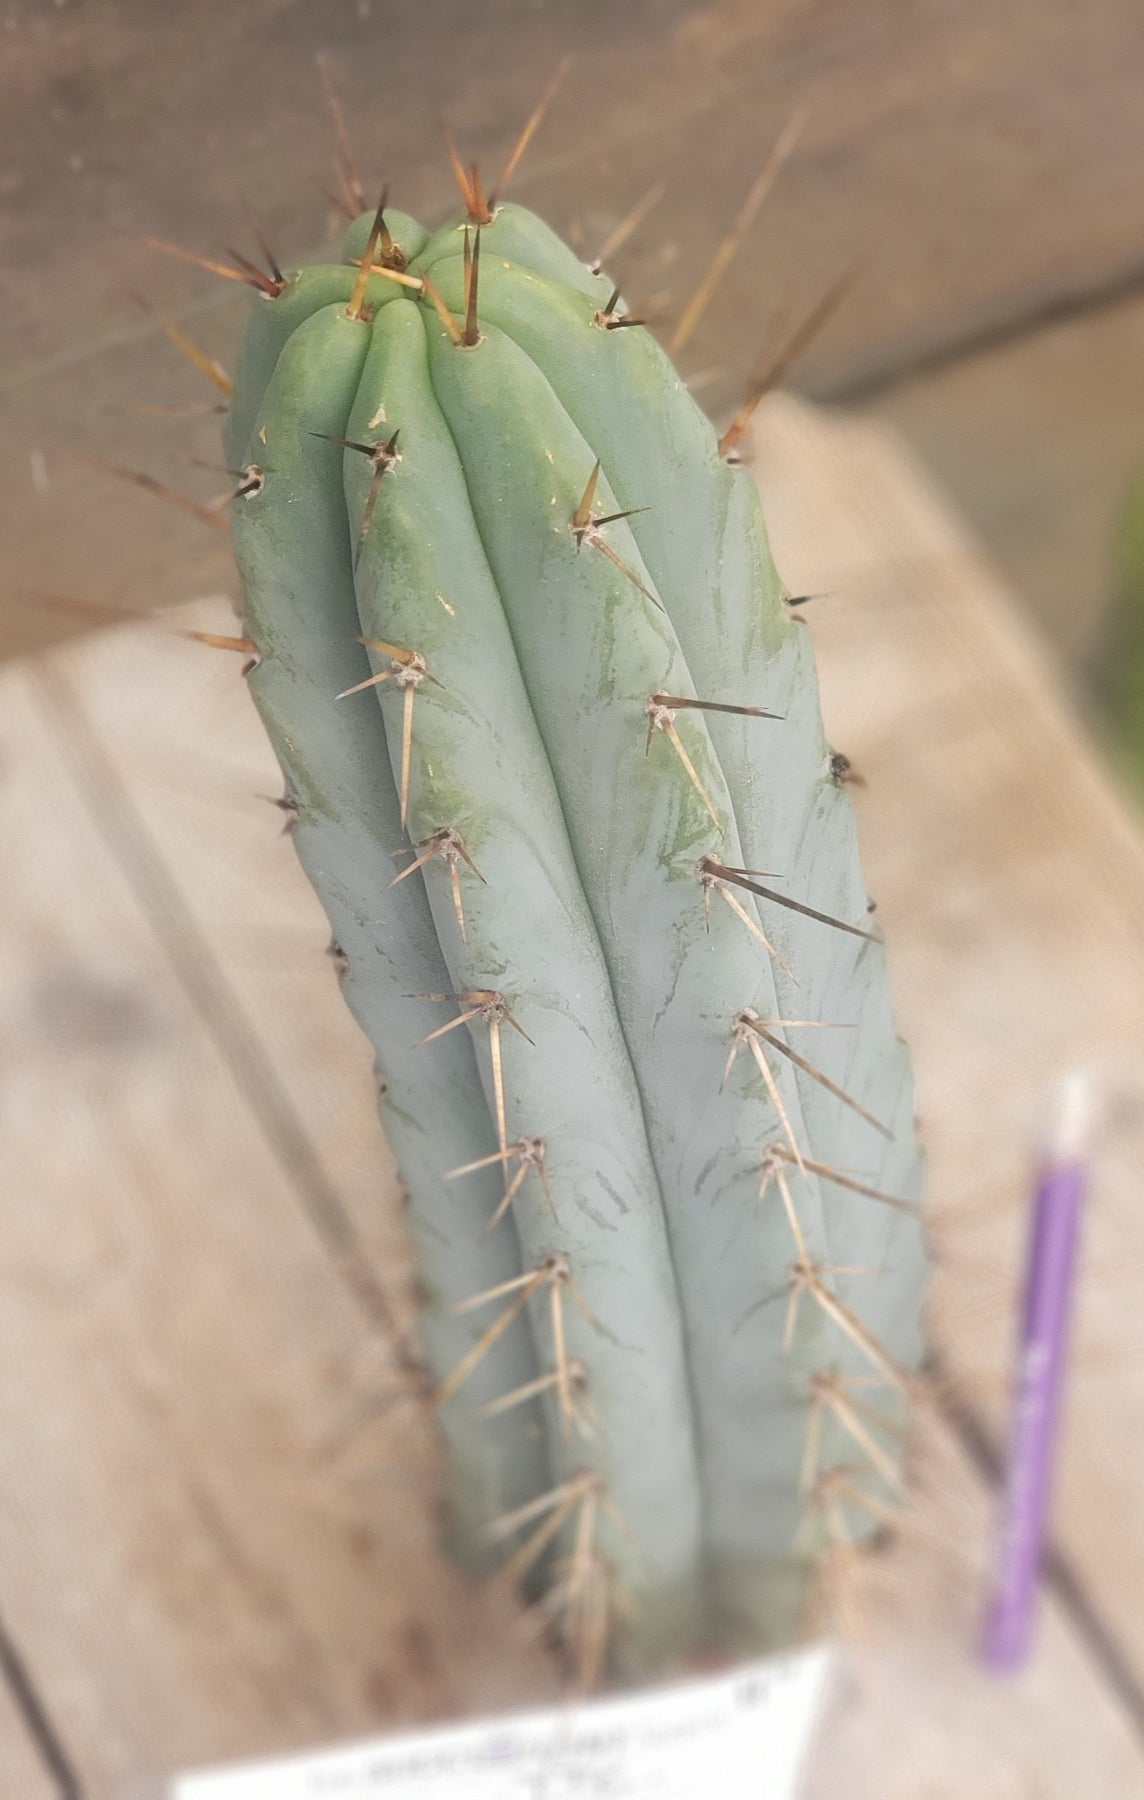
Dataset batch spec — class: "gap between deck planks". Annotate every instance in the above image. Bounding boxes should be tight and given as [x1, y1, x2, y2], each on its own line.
[0, 675, 551, 1797]
[0, 1659, 69, 1800]
[4, 398, 1144, 1793]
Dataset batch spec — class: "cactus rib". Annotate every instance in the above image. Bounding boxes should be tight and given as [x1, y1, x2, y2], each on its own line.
[214, 178, 928, 1678]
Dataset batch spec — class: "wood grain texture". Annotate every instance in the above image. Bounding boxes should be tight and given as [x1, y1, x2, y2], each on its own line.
[864, 288, 1144, 666]
[38, 619, 418, 1305]
[4, 396, 1144, 1791]
[7, 1, 1144, 384]
[0, 670, 550, 1798]
[9, 0, 1144, 662]
[758, 393, 1144, 1774]
[0, 1684, 63, 1800]
[805, 1414, 1144, 1799]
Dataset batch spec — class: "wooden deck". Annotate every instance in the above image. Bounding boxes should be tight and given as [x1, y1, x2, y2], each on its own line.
[11, 2, 1144, 677]
[5, 399, 1144, 1796]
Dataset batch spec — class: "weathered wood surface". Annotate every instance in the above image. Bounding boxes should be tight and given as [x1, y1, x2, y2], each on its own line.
[0, 1682, 59, 1800]
[805, 1414, 1144, 1799]
[758, 397, 1144, 1791]
[759, 397, 1144, 1689]
[0, 672, 551, 1798]
[10, 0, 1144, 662]
[10, 1, 1144, 384]
[4, 399, 1144, 1792]
[865, 292, 1144, 667]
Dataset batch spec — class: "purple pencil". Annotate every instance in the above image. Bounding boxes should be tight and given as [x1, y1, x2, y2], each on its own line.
[981, 1070, 1092, 1672]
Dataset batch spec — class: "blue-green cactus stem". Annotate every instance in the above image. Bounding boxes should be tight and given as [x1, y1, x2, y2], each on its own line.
[229, 301, 547, 1564]
[219, 194, 929, 1673]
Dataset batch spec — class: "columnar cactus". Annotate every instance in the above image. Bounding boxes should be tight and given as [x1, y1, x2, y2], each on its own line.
[220, 169, 927, 1684]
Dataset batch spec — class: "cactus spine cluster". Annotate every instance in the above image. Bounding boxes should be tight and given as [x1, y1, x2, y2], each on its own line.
[221, 164, 927, 1684]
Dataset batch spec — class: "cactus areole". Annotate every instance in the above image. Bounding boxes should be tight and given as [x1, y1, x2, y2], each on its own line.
[223, 191, 927, 1685]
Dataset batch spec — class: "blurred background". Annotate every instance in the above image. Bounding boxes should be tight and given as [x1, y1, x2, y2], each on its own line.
[7, 3, 1144, 1797]
[8, 0, 1144, 726]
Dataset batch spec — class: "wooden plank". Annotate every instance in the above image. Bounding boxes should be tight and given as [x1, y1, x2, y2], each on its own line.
[805, 1414, 1144, 1798]
[6, 681, 1140, 1800]
[8, 1, 1144, 387]
[0, 1679, 65, 1800]
[756, 392, 1144, 1709]
[69, 408, 1144, 1710]
[34, 623, 416, 1294]
[32, 648, 406, 1332]
[12, 1, 1144, 665]
[862, 286, 1144, 666]
[37, 402, 1144, 1786]
[0, 669, 548, 1798]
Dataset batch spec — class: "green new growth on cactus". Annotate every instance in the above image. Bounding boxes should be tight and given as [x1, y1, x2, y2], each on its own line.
[209, 115, 928, 1689]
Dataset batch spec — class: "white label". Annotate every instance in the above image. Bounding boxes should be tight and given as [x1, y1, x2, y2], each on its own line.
[173, 1647, 832, 1800]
